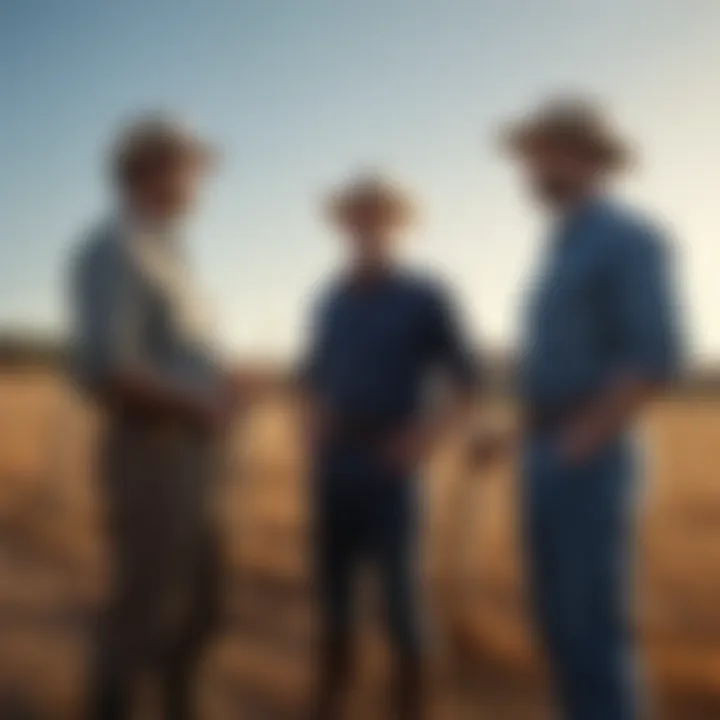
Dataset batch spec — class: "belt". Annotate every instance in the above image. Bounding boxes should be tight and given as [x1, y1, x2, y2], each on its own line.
[107, 407, 209, 440]
[524, 399, 589, 434]
[326, 413, 405, 448]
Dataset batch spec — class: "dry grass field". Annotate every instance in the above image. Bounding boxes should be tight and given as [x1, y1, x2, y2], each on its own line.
[0, 370, 719, 719]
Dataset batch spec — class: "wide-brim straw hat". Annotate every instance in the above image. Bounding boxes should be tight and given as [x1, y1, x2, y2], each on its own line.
[325, 174, 417, 228]
[500, 97, 634, 171]
[112, 114, 218, 185]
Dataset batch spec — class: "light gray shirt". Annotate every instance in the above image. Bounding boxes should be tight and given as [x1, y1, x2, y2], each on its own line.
[69, 218, 221, 400]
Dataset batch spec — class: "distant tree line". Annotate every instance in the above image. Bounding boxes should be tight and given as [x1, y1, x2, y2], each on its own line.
[0, 333, 67, 369]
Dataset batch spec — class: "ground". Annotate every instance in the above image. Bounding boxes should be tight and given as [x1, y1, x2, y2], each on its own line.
[0, 372, 719, 718]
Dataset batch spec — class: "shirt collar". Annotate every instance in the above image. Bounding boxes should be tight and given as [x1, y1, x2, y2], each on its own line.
[554, 193, 612, 246]
[341, 262, 401, 295]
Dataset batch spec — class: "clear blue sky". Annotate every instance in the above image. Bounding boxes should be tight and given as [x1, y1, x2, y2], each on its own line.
[1, 0, 719, 360]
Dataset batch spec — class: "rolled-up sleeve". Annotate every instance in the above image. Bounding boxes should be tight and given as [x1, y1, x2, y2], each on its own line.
[70, 241, 145, 393]
[426, 286, 482, 392]
[609, 224, 683, 383]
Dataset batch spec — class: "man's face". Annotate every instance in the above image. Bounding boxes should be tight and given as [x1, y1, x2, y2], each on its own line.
[520, 142, 601, 210]
[128, 158, 205, 223]
[342, 205, 398, 266]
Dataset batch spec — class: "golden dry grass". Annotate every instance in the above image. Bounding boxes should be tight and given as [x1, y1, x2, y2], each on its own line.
[0, 372, 719, 718]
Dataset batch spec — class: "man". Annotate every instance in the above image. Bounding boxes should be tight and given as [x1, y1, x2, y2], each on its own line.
[302, 175, 480, 719]
[501, 98, 682, 719]
[69, 116, 238, 720]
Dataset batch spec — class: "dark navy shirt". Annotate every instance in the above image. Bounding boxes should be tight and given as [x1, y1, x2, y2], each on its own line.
[305, 270, 478, 434]
[520, 198, 682, 411]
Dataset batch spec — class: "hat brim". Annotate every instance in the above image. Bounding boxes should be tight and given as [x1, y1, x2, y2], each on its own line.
[325, 192, 417, 228]
[500, 121, 633, 172]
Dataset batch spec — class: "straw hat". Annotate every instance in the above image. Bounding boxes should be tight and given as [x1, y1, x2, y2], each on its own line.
[500, 97, 634, 171]
[325, 173, 417, 227]
[111, 114, 217, 185]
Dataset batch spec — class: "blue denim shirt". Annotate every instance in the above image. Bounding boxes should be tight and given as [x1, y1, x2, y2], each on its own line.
[305, 269, 478, 434]
[520, 198, 681, 411]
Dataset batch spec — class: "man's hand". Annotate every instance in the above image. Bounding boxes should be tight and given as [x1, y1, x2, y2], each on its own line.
[189, 393, 233, 434]
[557, 417, 606, 465]
[224, 370, 256, 412]
[467, 429, 514, 470]
[225, 366, 280, 413]
[557, 373, 660, 465]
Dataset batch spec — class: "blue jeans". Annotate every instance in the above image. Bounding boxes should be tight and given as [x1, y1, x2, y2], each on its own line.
[522, 435, 639, 720]
[312, 446, 423, 665]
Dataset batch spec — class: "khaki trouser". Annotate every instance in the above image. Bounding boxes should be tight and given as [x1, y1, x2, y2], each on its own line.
[90, 420, 222, 720]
